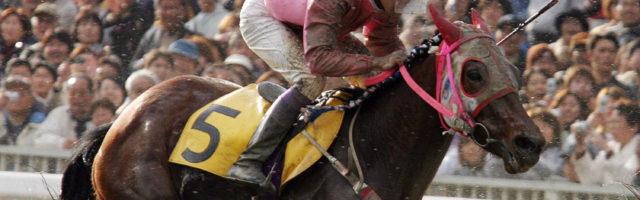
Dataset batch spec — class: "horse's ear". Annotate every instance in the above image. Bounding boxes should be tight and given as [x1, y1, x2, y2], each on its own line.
[429, 4, 462, 44]
[471, 8, 491, 35]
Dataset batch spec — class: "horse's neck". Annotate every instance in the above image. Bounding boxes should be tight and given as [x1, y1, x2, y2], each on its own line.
[345, 56, 453, 199]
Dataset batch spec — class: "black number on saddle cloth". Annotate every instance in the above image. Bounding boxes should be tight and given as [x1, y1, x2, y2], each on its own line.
[181, 104, 240, 163]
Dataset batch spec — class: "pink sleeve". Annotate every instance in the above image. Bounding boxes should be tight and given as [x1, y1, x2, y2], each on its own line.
[303, 0, 374, 77]
[363, 13, 405, 57]
[264, 0, 306, 26]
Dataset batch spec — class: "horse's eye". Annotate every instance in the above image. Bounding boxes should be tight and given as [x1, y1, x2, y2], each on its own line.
[462, 60, 488, 95]
[467, 70, 483, 82]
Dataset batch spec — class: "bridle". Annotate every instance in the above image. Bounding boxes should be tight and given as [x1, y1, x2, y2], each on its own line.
[366, 30, 518, 147]
[434, 29, 518, 147]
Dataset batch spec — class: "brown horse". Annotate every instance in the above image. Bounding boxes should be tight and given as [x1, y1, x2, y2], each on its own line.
[61, 11, 544, 200]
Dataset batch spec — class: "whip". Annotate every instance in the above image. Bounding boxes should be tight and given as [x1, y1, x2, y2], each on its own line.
[496, 0, 559, 46]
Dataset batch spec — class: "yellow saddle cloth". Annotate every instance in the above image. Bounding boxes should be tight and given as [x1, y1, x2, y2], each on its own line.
[169, 84, 348, 185]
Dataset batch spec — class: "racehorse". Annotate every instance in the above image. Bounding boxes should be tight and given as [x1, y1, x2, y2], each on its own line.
[61, 9, 544, 200]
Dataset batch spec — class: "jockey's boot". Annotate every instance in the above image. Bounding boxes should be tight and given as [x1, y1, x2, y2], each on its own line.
[227, 87, 311, 192]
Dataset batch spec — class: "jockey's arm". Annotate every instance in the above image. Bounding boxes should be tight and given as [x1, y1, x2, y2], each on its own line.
[303, 1, 375, 77]
[363, 12, 405, 57]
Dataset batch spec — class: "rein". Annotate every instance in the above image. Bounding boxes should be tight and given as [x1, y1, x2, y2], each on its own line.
[299, 32, 506, 199]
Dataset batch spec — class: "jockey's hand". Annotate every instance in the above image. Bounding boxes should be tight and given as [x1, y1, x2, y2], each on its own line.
[372, 50, 407, 71]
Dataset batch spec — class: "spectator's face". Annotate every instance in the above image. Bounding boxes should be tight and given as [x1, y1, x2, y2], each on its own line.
[43, 39, 70, 66]
[95, 64, 118, 82]
[228, 37, 256, 60]
[21, 0, 39, 10]
[560, 18, 583, 42]
[31, 16, 57, 41]
[76, 19, 101, 44]
[148, 57, 173, 81]
[201, 65, 216, 77]
[532, 51, 558, 74]
[211, 67, 245, 85]
[69, 54, 99, 80]
[91, 106, 113, 126]
[1, 14, 25, 44]
[198, 0, 217, 12]
[626, 50, 640, 73]
[557, 95, 581, 125]
[568, 75, 594, 99]
[532, 119, 554, 145]
[403, 16, 426, 31]
[4, 85, 32, 114]
[31, 67, 55, 97]
[496, 26, 524, 53]
[108, 0, 134, 15]
[458, 140, 487, 166]
[128, 76, 155, 101]
[478, 1, 504, 30]
[400, 27, 427, 48]
[445, 0, 471, 21]
[9, 65, 32, 79]
[428, 0, 446, 13]
[156, 0, 185, 30]
[172, 55, 197, 76]
[525, 72, 547, 99]
[57, 62, 71, 84]
[571, 46, 589, 65]
[616, 0, 640, 27]
[66, 77, 93, 117]
[600, 97, 621, 118]
[590, 39, 617, 73]
[79, 53, 99, 79]
[70, 62, 88, 76]
[606, 109, 637, 142]
[98, 79, 125, 107]
[228, 64, 251, 83]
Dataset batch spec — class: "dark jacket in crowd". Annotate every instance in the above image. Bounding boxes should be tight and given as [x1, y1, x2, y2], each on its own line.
[102, 2, 154, 75]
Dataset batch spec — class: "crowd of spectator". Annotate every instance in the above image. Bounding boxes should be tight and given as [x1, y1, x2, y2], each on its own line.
[0, 0, 638, 188]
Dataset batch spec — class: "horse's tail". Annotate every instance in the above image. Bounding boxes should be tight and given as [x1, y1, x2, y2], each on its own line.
[60, 122, 111, 200]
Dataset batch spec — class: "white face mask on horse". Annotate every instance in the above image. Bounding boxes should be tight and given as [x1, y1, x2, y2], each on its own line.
[431, 7, 521, 140]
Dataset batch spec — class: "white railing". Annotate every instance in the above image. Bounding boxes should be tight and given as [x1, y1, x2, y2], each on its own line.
[0, 146, 638, 200]
[0, 171, 62, 200]
[0, 173, 635, 200]
[428, 175, 636, 200]
[1, 171, 480, 200]
[0, 145, 71, 173]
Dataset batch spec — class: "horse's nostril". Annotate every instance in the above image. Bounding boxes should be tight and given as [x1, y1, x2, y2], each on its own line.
[514, 136, 543, 154]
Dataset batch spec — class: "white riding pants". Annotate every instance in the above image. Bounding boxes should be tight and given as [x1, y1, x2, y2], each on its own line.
[239, 0, 325, 99]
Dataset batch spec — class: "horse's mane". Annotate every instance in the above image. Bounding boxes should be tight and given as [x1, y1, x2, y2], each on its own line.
[60, 122, 112, 199]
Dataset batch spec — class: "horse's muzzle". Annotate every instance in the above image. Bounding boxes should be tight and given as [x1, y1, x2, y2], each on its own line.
[500, 135, 544, 174]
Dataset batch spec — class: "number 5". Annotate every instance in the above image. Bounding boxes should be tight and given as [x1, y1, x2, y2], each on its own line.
[182, 104, 240, 163]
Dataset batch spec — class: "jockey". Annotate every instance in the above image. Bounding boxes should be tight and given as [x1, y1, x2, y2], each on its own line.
[227, 0, 426, 190]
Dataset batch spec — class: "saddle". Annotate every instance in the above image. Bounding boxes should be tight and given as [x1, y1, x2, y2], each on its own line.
[169, 82, 355, 188]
